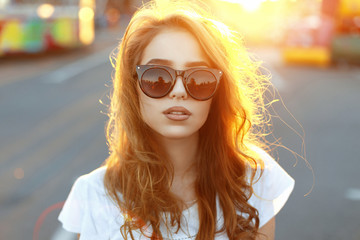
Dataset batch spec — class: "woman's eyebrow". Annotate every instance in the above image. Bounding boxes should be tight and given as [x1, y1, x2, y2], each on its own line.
[185, 61, 209, 68]
[146, 59, 172, 65]
[145, 59, 210, 68]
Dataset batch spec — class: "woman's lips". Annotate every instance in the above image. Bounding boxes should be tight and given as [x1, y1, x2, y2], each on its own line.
[163, 106, 191, 121]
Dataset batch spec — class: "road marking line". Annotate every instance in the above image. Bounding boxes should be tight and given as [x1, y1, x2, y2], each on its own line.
[43, 46, 116, 84]
[345, 188, 360, 201]
[51, 226, 77, 240]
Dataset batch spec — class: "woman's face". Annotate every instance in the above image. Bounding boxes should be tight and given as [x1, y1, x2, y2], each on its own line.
[138, 28, 212, 140]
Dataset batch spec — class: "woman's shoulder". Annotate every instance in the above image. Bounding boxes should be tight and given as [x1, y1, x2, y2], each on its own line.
[246, 145, 286, 177]
[78, 165, 107, 188]
[63, 165, 112, 205]
[246, 145, 295, 227]
[248, 145, 275, 164]
[247, 145, 294, 194]
[58, 165, 123, 236]
[69, 165, 116, 209]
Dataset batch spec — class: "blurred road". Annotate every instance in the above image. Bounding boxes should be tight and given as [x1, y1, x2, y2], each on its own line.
[0, 23, 127, 240]
[254, 48, 360, 240]
[1, 22, 360, 240]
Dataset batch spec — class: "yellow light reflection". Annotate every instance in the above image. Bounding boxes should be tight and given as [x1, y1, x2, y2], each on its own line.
[37, 3, 55, 19]
[80, 0, 95, 8]
[79, 7, 95, 45]
[0, 0, 10, 9]
[79, 6, 94, 21]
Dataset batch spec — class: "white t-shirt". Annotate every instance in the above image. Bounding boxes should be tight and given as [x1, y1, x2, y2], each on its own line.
[58, 150, 294, 240]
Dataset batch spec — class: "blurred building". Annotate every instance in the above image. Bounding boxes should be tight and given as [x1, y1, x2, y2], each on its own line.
[283, 0, 360, 66]
[209, 0, 359, 66]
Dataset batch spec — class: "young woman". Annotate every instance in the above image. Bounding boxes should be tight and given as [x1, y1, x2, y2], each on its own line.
[58, 1, 294, 239]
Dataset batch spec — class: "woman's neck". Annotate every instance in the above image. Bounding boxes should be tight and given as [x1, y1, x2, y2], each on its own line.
[152, 131, 199, 204]
[156, 132, 199, 178]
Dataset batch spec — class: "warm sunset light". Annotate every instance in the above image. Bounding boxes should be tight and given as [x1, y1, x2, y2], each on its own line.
[211, 0, 326, 45]
[240, 0, 263, 12]
[37, 3, 55, 19]
[219, 0, 270, 12]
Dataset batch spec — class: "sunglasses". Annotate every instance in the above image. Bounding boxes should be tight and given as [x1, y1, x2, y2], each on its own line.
[136, 65, 222, 101]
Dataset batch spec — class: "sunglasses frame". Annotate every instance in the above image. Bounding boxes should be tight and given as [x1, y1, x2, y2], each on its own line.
[136, 65, 222, 101]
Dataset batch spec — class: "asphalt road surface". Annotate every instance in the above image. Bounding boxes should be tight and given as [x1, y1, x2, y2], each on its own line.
[256, 48, 360, 240]
[0, 23, 127, 240]
[1, 27, 360, 240]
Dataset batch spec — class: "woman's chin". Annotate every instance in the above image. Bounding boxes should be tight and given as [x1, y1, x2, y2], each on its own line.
[157, 129, 199, 140]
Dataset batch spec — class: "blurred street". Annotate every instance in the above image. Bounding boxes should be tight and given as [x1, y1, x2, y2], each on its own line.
[254, 48, 360, 240]
[0, 23, 128, 240]
[1, 3, 360, 240]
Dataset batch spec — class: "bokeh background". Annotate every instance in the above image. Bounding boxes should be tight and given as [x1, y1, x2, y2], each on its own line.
[0, 0, 359, 239]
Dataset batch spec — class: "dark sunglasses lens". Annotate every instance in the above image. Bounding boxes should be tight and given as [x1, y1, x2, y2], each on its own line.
[141, 68, 172, 97]
[186, 70, 217, 100]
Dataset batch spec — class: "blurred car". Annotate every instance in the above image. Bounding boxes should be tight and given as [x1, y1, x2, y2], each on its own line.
[0, 0, 95, 56]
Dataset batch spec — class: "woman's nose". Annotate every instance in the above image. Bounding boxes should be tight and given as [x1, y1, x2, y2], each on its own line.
[169, 76, 188, 99]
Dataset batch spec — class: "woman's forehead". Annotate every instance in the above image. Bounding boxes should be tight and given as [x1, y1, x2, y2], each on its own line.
[139, 28, 210, 68]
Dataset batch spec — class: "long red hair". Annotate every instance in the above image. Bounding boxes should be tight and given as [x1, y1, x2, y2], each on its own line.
[103, 1, 270, 239]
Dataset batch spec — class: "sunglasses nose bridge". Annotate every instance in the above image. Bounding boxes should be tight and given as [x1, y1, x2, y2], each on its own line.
[169, 70, 188, 99]
[175, 70, 186, 79]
